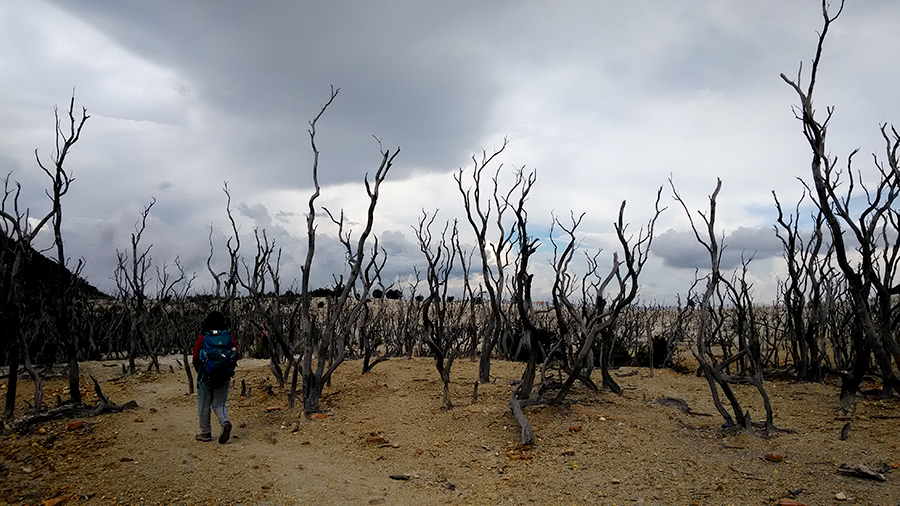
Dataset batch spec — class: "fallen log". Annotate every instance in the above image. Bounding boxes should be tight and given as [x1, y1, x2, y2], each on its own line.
[2, 375, 137, 435]
[649, 396, 713, 417]
[837, 463, 891, 482]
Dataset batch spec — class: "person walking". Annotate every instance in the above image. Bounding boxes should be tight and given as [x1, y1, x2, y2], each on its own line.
[193, 310, 238, 443]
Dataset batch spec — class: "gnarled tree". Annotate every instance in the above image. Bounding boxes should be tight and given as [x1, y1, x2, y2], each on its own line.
[454, 140, 518, 383]
[781, 0, 900, 401]
[510, 190, 662, 446]
[290, 87, 399, 414]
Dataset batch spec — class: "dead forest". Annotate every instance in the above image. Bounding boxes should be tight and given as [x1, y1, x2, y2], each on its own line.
[2, 1, 899, 456]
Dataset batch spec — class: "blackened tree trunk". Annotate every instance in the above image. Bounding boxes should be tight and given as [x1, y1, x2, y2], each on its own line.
[293, 87, 398, 414]
[671, 178, 748, 430]
[454, 140, 516, 383]
[36, 96, 89, 404]
[782, 0, 900, 397]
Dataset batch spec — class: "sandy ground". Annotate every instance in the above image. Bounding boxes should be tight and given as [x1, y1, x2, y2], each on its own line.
[1, 355, 899, 505]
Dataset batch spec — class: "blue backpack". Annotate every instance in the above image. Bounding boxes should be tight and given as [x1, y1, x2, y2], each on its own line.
[199, 331, 237, 385]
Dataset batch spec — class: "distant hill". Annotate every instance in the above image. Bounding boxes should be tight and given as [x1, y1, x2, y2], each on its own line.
[0, 230, 107, 299]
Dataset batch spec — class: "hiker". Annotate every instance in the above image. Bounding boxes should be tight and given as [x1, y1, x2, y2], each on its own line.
[192, 310, 239, 443]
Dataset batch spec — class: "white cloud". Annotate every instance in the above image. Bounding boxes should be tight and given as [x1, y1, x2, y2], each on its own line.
[2, 0, 898, 304]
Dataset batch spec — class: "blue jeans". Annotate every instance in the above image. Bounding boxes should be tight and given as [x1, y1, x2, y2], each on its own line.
[197, 380, 230, 434]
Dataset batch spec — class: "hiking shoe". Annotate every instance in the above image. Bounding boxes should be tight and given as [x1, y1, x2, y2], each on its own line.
[218, 421, 232, 444]
[195, 432, 212, 442]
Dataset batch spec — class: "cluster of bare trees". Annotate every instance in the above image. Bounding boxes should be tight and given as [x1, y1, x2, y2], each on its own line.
[3, 3, 897, 451]
[1, 96, 87, 419]
[778, 0, 900, 409]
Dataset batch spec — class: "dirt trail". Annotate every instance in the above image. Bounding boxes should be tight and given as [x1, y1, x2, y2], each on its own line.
[2, 356, 900, 505]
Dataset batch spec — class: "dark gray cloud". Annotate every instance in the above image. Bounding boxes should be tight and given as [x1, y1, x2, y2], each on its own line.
[45, 0, 498, 187]
[4, 0, 899, 303]
[653, 226, 781, 271]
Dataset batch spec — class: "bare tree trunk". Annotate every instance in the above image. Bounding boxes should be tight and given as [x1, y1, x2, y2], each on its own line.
[19, 334, 44, 413]
[294, 88, 398, 413]
[36, 96, 89, 403]
[1, 94, 87, 417]
[549, 193, 661, 406]
[4, 342, 20, 420]
[454, 140, 515, 383]
[416, 211, 463, 409]
[781, 0, 900, 397]
[671, 178, 748, 429]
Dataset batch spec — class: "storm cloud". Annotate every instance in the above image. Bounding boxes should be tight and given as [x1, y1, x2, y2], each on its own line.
[2, 1, 899, 302]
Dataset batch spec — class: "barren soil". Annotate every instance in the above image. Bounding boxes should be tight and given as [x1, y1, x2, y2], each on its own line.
[2, 355, 899, 505]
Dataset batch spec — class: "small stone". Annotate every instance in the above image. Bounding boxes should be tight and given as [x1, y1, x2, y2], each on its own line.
[835, 492, 848, 501]
[266, 406, 281, 412]
[765, 452, 784, 462]
[133, 417, 144, 423]
[120, 457, 134, 462]
[389, 473, 411, 481]
[36, 427, 48, 435]
[366, 435, 387, 444]
[67, 420, 85, 431]
[610, 478, 621, 484]
[561, 448, 575, 456]
[569, 424, 582, 432]
[312, 413, 328, 419]
[290, 422, 300, 433]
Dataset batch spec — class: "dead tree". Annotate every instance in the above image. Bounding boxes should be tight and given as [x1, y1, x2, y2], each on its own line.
[394, 270, 424, 358]
[35, 95, 89, 404]
[773, 190, 828, 381]
[508, 169, 540, 392]
[506, 168, 545, 439]
[154, 257, 199, 393]
[359, 240, 390, 374]
[115, 198, 157, 374]
[141, 258, 190, 371]
[2, 96, 86, 419]
[671, 178, 779, 433]
[289, 87, 399, 414]
[454, 139, 518, 383]
[551, 192, 661, 401]
[509, 192, 661, 446]
[239, 227, 292, 387]
[219, 182, 243, 317]
[456, 247, 481, 359]
[415, 211, 462, 409]
[671, 178, 746, 428]
[4, 375, 137, 435]
[723, 259, 777, 433]
[781, 0, 900, 399]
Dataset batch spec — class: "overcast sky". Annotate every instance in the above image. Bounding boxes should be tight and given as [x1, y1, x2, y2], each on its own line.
[2, 1, 898, 304]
